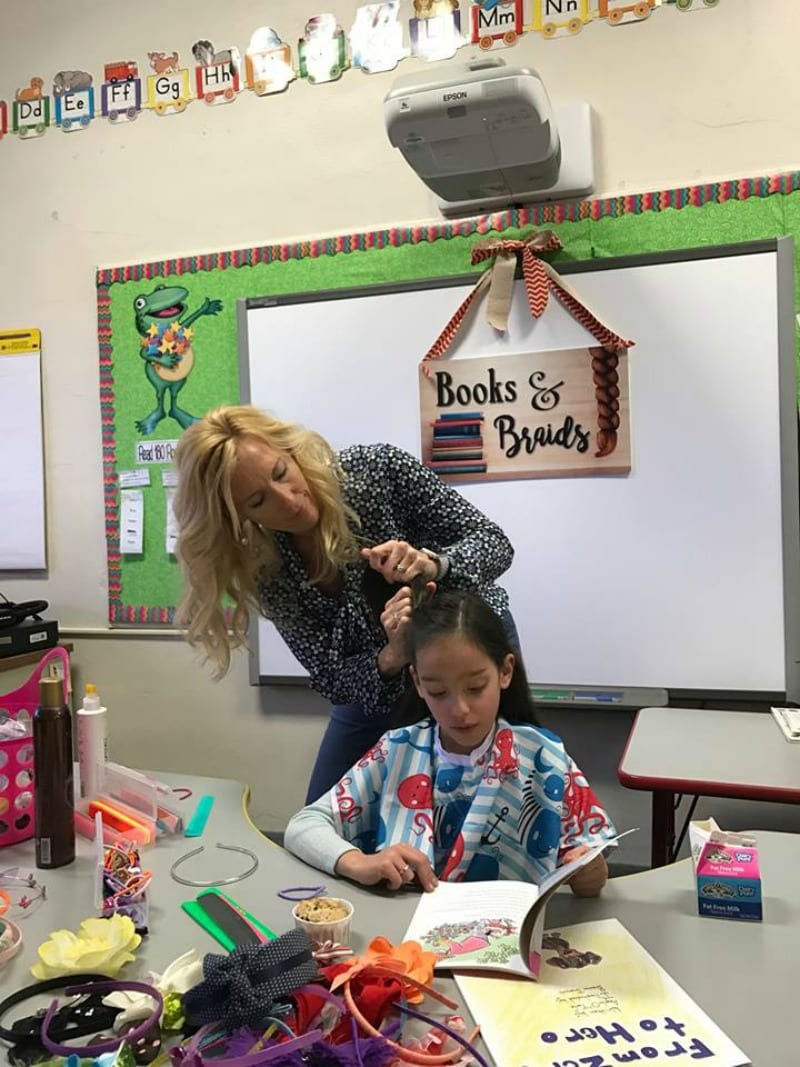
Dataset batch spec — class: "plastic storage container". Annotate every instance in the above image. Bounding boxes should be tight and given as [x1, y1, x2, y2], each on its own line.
[0, 647, 70, 848]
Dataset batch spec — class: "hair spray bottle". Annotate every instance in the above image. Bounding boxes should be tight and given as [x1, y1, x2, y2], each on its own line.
[33, 676, 75, 868]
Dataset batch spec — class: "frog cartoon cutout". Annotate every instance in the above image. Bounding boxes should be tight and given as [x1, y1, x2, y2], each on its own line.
[134, 285, 222, 435]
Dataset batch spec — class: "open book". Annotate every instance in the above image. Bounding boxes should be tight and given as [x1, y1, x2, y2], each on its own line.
[456, 918, 750, 1067]
[404, 836, 620, 979]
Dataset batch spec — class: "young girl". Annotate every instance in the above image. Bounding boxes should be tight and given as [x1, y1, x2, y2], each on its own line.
[285, 591, 616, 896]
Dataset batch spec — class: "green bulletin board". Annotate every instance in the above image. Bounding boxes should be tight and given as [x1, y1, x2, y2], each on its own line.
[97, 170, 800, 624]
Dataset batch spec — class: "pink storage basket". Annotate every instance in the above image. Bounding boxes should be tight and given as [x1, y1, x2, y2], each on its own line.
[0, 646, 70, 848]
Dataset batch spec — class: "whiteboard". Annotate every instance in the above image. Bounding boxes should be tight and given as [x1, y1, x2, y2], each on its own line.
[0, 350, 46, 569]
[239, 240, 800, 701]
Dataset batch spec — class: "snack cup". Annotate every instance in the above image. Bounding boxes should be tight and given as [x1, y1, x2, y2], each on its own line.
[292, 896, 353, 946]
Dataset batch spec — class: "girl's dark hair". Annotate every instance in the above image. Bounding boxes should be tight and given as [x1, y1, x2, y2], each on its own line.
[391, 590, 540, 730]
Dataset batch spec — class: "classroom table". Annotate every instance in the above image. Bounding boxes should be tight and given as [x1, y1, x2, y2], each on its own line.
[618, 705, 800, 868]
[2, 770, 797, 1066]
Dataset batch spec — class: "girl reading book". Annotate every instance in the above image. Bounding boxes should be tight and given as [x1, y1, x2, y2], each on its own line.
[285, 590, 616, 896]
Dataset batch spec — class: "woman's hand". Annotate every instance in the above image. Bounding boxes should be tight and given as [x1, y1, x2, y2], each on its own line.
[562, 845, 608, 898]
[335, 844, 438, 892]
[376, 583, 434, 677]
[361, 541, 439, 584]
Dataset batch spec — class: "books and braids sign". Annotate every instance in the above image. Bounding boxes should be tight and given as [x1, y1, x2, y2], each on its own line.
[419, 234, 634, 482]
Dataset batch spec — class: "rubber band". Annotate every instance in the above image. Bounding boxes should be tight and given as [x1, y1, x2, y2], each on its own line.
[276, 885, 326, 901]
[172, 787, 193, 801]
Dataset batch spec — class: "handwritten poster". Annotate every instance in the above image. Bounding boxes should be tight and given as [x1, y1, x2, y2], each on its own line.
[456, 919, 749, 1067]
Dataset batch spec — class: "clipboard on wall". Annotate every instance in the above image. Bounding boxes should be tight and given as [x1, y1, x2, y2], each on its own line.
[0, 329, 46, 569]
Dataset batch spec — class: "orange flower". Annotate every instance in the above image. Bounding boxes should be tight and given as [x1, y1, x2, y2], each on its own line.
[330, 936, 436, 1004]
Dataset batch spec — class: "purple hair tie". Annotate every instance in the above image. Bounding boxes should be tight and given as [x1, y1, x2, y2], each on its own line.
[41, 980, 163, 1057]
[276, 886, 326, 902]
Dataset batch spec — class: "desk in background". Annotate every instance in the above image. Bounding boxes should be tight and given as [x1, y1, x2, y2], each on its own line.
[2, 771, 797, 1067]
[618, 706, 800, 867]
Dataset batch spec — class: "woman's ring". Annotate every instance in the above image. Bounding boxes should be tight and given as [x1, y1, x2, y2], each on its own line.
[396, 562, 407, 573]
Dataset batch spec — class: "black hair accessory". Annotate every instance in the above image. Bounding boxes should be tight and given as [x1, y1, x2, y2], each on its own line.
[183, 930, 318, 1029]
[0, 974, 118, 1064]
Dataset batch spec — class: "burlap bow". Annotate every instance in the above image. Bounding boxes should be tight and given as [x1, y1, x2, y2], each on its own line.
[421, 231, 634, 376]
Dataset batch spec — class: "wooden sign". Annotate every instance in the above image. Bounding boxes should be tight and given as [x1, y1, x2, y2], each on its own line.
[419, 346, 630, 482]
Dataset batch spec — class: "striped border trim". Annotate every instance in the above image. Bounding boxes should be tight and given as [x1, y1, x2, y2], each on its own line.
[101, 167, 799, 623]
[96, 170, 800, 287]
[98, 283, 176, 624]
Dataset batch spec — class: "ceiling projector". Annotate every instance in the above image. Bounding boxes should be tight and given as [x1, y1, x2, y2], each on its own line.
[384, 57, 594, 218]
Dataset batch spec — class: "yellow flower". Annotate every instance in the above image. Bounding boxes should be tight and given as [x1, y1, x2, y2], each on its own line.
[31, 915, 141, 980]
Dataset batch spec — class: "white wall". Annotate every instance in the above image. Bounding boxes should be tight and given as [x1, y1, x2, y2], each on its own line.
[1, 0, 799, 854]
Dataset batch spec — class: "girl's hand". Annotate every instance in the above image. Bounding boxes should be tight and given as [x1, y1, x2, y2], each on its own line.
[335, 844, 438, 892]
[376, 583, 435, 676]
[361, 541, 439, 584]
[562, 846, 608, 898]
[562, 845, 590, 865]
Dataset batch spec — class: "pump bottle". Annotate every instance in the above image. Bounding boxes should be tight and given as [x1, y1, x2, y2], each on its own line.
[77, 682, 108, 799]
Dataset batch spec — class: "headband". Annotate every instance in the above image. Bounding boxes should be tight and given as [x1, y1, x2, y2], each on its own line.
[0, 975, 120, 1046]
[41, 981, 163, 1057]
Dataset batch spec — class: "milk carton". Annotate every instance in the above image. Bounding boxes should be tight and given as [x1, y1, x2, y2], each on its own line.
[690, 818, 762, 921]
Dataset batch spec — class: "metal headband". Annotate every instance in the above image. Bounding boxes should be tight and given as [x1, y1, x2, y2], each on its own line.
[170, 843, 259, 888]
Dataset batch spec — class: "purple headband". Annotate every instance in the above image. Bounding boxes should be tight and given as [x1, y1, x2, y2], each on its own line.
[41, 981, 163, 1057]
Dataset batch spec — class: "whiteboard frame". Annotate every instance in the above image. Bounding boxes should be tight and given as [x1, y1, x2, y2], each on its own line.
[238, 239, 800, 702]
[0, 347, 47, 571]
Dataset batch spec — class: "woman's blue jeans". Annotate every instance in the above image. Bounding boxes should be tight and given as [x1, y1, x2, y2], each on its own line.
[305, 610, 522, 802]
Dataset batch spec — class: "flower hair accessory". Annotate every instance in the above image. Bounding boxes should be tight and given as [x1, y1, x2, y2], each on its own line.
[31, 915, 141, 980]
[330, 937, 435, 1004]
[103, 949, 203, 1032]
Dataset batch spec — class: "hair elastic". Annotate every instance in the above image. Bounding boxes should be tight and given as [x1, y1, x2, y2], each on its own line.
[276, 885, 326, 901]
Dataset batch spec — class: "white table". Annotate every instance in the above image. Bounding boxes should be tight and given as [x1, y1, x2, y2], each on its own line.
[2, 771, 798, 1066]
[618, 706, 800, 866]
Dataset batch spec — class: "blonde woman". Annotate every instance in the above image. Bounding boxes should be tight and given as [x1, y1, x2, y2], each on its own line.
[173, 404, 516, 800]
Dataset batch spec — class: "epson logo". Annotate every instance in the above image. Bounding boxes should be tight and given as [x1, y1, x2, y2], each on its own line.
[443, 91, 467, 102]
